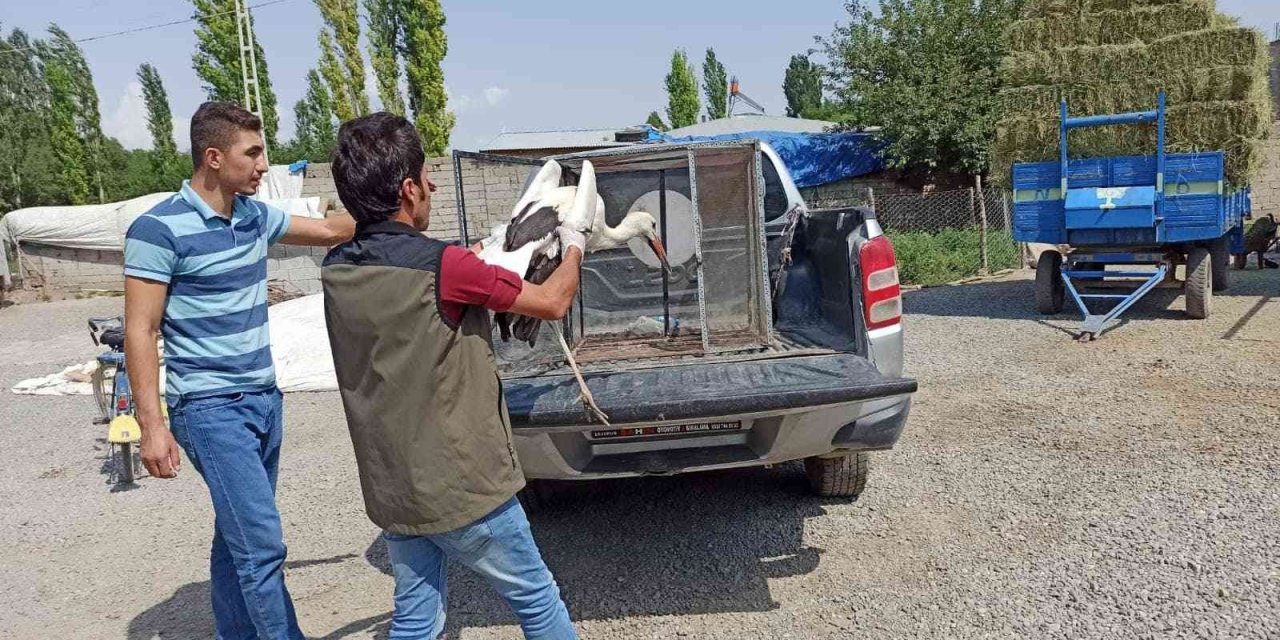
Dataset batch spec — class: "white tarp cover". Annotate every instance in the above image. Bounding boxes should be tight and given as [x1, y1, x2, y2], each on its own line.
[253, 165, 305, 201]
[268, 293, 338, 392]
[0, 192, 172, 252]
[0, 164, 315, 255]
[12, 293, 338, 396]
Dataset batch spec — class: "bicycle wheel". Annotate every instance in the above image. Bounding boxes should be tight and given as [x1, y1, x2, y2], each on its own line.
[118, 443, 135, 484]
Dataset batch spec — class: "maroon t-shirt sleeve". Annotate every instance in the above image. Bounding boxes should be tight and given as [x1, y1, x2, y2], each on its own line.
[438, 244, 523, 325]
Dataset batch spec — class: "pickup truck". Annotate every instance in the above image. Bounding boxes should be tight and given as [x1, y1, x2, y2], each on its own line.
[491, 141, 917, 498]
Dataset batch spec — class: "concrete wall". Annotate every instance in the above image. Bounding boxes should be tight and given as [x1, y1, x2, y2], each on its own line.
[15, 245, 125, 290]
[1253, 121, 1280, 218]
[15, 155, 538, 292]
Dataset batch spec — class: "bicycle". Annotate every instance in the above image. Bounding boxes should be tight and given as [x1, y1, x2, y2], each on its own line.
[89, 316, 142, 485]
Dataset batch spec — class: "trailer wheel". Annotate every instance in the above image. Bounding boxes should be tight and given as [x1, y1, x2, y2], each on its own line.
[1035, 251, 1065, 314]
[1185, 247, 1211, 319]
[1209, 238, 1230, 291]
[805, 451, 869, 498]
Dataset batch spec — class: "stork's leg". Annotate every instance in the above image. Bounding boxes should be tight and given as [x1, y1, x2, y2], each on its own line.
[554, 330, 610, 425]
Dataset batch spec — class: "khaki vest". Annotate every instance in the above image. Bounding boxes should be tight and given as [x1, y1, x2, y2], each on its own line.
[321, 221, 524, 535]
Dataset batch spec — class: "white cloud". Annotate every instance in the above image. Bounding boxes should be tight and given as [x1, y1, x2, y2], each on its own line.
[102, 81, 152, 150]
[446, 84, 472, 114]
[102, 81, 187, 152]
[483, 86, 510, 107]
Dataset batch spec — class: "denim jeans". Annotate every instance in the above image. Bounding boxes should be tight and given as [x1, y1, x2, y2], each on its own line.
[383, 497, 576, 640]
[170, 387, 304, 640]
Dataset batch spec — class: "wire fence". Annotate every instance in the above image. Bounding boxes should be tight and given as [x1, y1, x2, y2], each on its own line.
[808, 185, 1026, 286]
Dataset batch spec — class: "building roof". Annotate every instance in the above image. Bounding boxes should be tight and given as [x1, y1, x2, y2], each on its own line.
[666, 115, 837, 137]
[480, 128, 634, 153]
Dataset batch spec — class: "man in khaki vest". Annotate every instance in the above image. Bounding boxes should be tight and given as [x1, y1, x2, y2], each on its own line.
[321, 112, 582, 639]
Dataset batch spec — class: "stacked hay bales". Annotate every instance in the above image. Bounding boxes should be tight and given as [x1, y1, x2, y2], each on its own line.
[993, 0, 1271, 185]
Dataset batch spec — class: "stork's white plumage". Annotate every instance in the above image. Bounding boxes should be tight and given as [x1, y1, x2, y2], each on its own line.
[507, 186, 671, 266]
[475, 160, 610, 422]
[477, 159, 599, 346]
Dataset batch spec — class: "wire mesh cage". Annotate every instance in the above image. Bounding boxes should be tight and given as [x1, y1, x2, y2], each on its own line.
[454, 142, 775, 374]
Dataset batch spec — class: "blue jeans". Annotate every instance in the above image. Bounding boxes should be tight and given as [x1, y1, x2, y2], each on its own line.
[170, 388, 304, 640]
[383, 497, 576, 640]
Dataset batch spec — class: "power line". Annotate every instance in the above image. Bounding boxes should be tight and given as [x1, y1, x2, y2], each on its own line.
[0, 0, 293, 56]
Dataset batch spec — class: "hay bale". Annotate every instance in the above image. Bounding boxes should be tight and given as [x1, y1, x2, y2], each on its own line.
[1001, 27, 1266, 87]
[997, 66, 1264, 119]
[1007, 3, 1215, 51]
[994, 99, 1270, 183]
[1024, 0, 1213, 19]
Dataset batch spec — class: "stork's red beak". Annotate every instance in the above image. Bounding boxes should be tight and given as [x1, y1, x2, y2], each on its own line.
[648, 237, 670, 274]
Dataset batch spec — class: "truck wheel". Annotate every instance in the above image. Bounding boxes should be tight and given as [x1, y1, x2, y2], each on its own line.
[1035, 251, 1065, 315]
[1185, 247, 1211, 320]
[804, 451, 869, 498]
[1209, 238, 1230, 291]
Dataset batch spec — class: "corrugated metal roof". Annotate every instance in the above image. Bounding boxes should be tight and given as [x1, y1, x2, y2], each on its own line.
[666, 116, 837, 137]
[480, 128, 633, 152]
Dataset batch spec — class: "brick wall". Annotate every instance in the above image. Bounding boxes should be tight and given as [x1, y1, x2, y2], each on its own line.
[302, 155, 535, 245]
[1254, 121, 1280, 217]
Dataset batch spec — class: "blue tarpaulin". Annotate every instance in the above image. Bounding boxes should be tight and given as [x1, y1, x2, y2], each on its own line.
[644, 128, 886, 188]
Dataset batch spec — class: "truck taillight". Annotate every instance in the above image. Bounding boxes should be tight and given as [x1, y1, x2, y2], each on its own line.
[860, 235, 902, 330]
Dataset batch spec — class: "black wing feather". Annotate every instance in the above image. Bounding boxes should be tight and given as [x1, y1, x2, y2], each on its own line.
[504, 204, 561, 252]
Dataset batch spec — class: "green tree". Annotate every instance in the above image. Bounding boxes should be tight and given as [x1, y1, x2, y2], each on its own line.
[318, 29, 355, 122]
[399, 0, 454, 154]
[292, 69, 338, 162]
[702, 48, 727, 120]
[138, 63, 176, 157]
[364, 0, 405, 115]
[822, 0, 1023, 175]
[664, 49, 699, 129]
[783, 54, 824, 118]
[645, 110, 669, 132]
[0, 27, 54, 211]
[45, 25, 105, 202]
[43, 60, 89, 204]
[190, 0, 281, 150]
[137, 63, 186, 191]
[315, 0, 367, 118]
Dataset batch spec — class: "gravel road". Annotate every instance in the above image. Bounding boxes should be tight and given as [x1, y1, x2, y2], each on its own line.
[0, 266, 1277, 639]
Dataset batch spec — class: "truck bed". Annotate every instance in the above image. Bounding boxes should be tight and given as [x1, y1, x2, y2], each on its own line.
[500, 330, 836, 379]
[503, 345, 914, 428]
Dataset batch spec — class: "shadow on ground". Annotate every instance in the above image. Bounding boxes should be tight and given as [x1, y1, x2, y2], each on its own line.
[904, 266, 1278, 324]
[132, 465, 834, 639]
[126, 555, 358, 639]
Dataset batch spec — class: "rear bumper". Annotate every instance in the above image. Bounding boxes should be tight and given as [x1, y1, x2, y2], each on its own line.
[502, 353, 916, 480]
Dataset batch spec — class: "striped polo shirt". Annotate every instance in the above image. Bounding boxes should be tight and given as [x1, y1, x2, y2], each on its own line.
[124, 180, 291, 401]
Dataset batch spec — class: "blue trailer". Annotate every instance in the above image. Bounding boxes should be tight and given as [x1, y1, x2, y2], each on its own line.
[1011, 92, 1248, 340]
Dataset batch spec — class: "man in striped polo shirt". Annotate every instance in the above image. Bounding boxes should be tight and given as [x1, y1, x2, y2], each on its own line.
[123, 102, 354, 639]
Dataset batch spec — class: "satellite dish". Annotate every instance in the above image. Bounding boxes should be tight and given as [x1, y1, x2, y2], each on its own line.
[624, 189, 696, 269]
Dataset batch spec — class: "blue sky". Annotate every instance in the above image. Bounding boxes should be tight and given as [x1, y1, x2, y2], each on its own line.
[2, 0, 1276, 153]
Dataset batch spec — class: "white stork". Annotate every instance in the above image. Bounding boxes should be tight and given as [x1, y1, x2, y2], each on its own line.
[477, 159, 610, 422]
[478, 161, 671, 347]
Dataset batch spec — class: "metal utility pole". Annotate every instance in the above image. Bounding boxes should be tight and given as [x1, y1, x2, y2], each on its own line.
[234, 0, 269, 161]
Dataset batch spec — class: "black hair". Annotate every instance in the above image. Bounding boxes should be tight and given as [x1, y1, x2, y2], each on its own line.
[332, 112, 426, 224]
[190, 102, 262, 168]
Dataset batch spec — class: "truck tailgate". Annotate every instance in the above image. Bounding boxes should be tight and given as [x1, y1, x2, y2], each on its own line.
[504, 353, 917, 428]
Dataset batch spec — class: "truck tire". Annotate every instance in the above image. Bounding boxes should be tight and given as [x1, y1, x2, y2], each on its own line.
[805, 451, 869, 498]
[1185, 247, 1211, 320]
[1035, 251, 1065, 315]
[1209, 237, 1230, 291]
